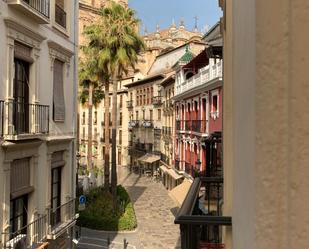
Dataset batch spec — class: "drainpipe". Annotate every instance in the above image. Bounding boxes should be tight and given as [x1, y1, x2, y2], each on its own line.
[72, 0, 78, 200]
[70, 0, 79, 248]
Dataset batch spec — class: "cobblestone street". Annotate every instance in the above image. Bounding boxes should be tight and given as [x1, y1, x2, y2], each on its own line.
[78, 166, 181, 249]
[120, 166, 181, 249]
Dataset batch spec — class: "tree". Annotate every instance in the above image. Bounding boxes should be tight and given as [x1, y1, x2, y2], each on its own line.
[84, 1, 145, 199]
[79, 48, 105, 182]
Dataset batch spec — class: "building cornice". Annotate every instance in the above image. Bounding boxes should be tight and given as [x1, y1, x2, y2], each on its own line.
[4, 18, 46, 47]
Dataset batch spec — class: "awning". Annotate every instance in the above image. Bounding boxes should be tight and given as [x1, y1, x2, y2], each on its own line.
[169, 180, 192, 206]
[167, 168, 183, 180]
[138, 153, 161, 164]
[159, 165, 169, 173]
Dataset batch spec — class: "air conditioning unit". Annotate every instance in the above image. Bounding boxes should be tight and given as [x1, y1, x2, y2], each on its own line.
[5, 234, 27, 249]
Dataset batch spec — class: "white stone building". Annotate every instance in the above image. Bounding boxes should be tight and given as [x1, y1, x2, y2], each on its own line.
[0, 1, 78, 248]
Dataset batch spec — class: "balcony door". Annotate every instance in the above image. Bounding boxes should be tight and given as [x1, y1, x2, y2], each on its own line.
[51, 167, 62, 227]
[13, 58, 29, 134]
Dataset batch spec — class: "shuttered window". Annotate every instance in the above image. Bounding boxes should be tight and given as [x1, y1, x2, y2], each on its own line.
[10, 158, 33, 199]
[53, 59, 65, 122]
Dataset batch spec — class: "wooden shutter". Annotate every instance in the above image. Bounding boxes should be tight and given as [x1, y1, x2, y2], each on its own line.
[14, 42, 33, 63]
[11, 158, 33, 199]
[53, 59, 65, 122]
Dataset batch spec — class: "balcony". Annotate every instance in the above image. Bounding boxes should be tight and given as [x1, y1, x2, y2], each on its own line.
[152, 96, 162, 107]
[174, 177, 231, 249]
[128, 120, 139, 128]
[127, 100, 133, 109]
[55, 4, 66, 28]
[7, 0, 50, 23]
[47, 198, 77, 240]
[141, 120, 153, 128]
[175, 60, 222, 96]
[176, 120, 208, 134]
[2, 214, 48, 249]
[0, 100, 49, 139]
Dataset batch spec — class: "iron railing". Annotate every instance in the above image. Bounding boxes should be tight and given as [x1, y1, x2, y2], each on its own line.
[22, 0, 50, 18]
[1, 101, 49, 136]
[2, 214, 48, 249]
[176, 120, 207, 133]
[175, 177, 231, 249]
[55, 4, 66, 28]
[141, 120, 153, 128]
[152, 96, 162, 106]
[128, 120, 139, 128]
[185, 120, 191, 131]
[49, 198, 75, 233]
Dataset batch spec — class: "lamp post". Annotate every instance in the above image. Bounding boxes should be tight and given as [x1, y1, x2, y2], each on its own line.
[195, 158, 201, 177]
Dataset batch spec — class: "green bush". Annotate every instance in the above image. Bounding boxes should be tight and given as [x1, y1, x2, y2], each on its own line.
[77, 185, 137, 231]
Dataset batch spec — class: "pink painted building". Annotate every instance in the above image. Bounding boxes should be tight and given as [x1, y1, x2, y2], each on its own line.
[174, 44, 223, 177]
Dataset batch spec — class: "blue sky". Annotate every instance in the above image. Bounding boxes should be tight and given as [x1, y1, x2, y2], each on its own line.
[128, 0, 222, 35]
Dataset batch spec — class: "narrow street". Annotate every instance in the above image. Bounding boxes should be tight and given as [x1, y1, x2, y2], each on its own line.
[77, 166, 181, 249]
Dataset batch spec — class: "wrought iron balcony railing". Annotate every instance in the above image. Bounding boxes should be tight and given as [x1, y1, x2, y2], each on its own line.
[141, 120, 153, 128]
[2, 214, 48, 249]
[48, 198, 76, 239]
[23, 0, 50, 17]
[175, 177, 231, 249]
[55, 4, 66, 28]
[152, 96, 162, 106]
[0, 100, 49, 137]
[176, 120, 208, 134]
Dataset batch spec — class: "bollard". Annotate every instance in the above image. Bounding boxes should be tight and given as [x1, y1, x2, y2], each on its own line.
[124, 238, 128, 249]
[107, 237, 110, 247]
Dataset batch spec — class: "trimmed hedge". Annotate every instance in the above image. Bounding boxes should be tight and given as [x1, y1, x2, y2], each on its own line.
[77, 185, 137, 231]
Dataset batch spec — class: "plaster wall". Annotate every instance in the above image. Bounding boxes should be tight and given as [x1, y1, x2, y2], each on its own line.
[0, 0, 78, 245]
[223, 0, 309, 248]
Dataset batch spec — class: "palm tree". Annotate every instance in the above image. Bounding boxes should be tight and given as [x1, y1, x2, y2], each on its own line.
[84, 1, 145, 198]
[79, 49, 105, 182]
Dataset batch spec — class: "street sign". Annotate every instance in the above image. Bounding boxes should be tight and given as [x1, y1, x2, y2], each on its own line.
[79, 195, 86, 205]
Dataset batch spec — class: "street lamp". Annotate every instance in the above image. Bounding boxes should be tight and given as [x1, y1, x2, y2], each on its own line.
[195, 159, 201, 177]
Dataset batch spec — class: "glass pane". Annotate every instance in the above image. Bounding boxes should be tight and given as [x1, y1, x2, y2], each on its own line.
[53, 169, 59, 182]
[17, 215, 23, 230]
[53, 184, 58, 198]
[53, 198, 58, 210]
[16, 198, 24, 216]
